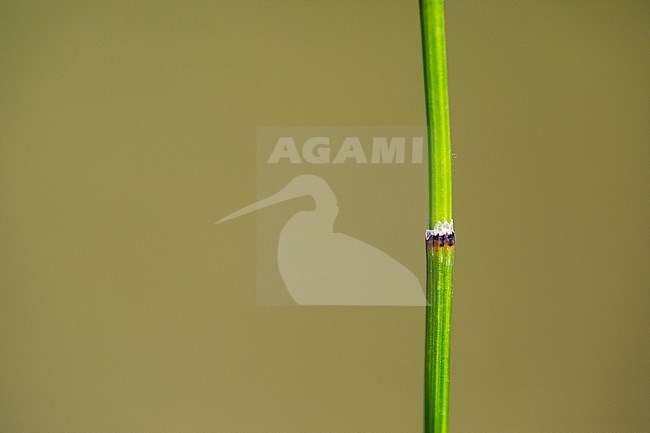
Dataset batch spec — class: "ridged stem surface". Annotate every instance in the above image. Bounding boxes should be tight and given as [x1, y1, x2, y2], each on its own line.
[424, 242, 454, 432]
[419, 0, 452, 222]
[419, 1, 455, 432]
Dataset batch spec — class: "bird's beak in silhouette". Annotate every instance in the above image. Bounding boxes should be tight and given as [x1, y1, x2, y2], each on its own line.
[215, 185, 298, 225]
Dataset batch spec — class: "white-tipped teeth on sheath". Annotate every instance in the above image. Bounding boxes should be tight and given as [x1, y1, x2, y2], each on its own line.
[425, 220, 454, 239]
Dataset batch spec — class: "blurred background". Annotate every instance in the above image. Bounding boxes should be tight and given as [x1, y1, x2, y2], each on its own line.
[1, 1, 648, 432]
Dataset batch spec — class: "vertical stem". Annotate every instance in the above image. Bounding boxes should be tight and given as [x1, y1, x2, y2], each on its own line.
[419, 1, 454, 432]
[424, 236, 454, 432]
[419, 0, 453, 222]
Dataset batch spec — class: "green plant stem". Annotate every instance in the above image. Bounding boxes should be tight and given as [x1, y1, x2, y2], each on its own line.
[419, 1, 454, 432]
[420, 0, 452, 222]
[424, 241, 454, 432]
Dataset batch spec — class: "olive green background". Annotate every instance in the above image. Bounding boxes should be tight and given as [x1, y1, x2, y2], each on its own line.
[1, 1, 648, 432]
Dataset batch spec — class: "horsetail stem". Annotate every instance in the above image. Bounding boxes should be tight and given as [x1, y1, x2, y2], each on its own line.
[419, 0, 455, 432]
